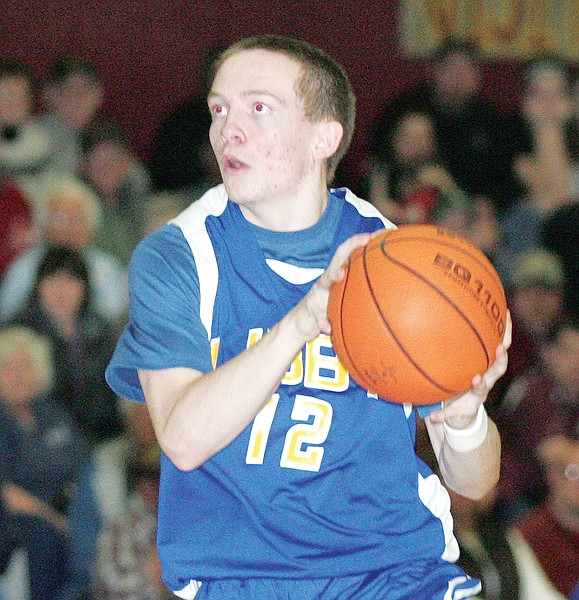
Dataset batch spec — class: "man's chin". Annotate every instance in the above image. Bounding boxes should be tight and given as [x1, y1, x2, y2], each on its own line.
[222, 181, 259, 206]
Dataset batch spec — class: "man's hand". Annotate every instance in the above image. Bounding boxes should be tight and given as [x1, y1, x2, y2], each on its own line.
[429, 310, 512, 429]
[292, 232, 373, 341]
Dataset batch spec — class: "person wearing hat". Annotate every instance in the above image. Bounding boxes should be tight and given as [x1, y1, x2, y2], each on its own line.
[488, 248, 567, 413]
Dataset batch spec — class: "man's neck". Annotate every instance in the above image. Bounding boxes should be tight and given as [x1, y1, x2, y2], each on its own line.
[239, 180, 329, 232]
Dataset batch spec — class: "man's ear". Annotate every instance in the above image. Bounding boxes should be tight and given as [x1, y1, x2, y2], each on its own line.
[313, 121, 343, 161]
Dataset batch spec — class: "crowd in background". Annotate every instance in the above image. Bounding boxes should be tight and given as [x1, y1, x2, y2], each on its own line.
[0, 37, 577, 600]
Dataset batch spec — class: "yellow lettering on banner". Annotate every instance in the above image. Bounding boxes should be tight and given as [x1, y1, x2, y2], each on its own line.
[400, 0, 578, 60]
[304, 335, 349, 392]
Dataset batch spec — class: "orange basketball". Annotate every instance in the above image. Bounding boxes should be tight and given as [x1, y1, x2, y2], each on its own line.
[328, 224, 507, 405]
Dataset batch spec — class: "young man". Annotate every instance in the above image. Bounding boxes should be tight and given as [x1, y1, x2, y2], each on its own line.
[106, 35, 509, 599]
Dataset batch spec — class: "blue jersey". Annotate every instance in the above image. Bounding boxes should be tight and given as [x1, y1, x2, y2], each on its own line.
[106, 185, 460, 594]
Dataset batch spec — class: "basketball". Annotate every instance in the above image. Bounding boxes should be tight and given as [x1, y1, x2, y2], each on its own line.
[328, 224, 507, 405]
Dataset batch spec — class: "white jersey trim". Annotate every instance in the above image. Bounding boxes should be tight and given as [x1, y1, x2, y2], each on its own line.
[339, 187, 396, 229]
[169, 184, 228, 340]
[173, 579, 202, 599]
[418, 472, 459, 562]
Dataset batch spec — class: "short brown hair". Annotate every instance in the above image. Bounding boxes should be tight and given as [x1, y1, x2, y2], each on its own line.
[212, 35, 356, 183]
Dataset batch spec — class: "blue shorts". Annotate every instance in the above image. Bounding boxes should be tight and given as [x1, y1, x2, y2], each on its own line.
[192, 560, 482, 599]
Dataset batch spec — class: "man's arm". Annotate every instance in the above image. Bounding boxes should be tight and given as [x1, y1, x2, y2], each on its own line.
[426, 314, 511, 500]
[138, 233, 372, 471]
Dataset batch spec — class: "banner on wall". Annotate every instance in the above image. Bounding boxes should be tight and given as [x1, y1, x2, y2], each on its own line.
[399, 0, 579, 61]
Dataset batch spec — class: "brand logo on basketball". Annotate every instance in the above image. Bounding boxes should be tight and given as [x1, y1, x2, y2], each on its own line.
[433, 252, 505, 337]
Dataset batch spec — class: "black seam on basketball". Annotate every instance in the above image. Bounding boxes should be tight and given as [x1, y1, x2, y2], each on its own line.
[379, 236, 492, 370]
[382, 233, 505, 299]
[361, 242, 458, 396]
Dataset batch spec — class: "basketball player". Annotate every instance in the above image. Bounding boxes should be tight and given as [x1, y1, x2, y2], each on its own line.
[106, 35, 510, 599]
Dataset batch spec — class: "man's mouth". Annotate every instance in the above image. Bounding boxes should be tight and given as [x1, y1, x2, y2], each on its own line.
[223, 155, 248, 172]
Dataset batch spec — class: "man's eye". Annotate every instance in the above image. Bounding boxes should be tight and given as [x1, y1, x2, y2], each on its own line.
[213, 105, 227, 116]
[254, 103, 269, 114]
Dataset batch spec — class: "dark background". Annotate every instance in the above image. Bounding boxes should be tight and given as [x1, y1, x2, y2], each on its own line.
[0, 1, 541, 184]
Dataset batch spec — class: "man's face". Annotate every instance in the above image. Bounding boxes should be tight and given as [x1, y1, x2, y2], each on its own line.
[433, 52, 481, 106]
[0, 75, 32, 125]
[46, 195, 93, 248]
[50, 73, 103, 129]
[208, 49, 323, 217]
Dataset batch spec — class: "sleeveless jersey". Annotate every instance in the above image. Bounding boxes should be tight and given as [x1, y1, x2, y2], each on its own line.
[106, 184, 459, 594]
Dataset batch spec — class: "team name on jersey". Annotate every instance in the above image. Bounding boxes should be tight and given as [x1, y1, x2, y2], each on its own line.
[211, 328, 350, 392]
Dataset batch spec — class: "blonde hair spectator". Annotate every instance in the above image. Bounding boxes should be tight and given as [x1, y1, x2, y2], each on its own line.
[39, 175, 103, 237]
[0, 325, 54, 396]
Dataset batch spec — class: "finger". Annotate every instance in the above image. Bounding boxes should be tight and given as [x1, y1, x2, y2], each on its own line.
[502, 309, 512, 350]
[477, 343, 509, 391]
[323, 232, 372, 285]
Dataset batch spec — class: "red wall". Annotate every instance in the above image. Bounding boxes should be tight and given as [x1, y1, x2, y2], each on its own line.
[1, 0, 528, 184]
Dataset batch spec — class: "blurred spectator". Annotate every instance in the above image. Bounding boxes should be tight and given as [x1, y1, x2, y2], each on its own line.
[81, 121, 152, 263]
[148, 45, 222, 199]
[141, 191, 188, 238]
[0, 59, 54, 215]
[493, 316, 578, 524]
[0, 175, 129, 325]
[368, 37, 516, 213]
[0, 176, 37, 280]
[93, 403, 171, 599]
[501, 58, 576, 271]
[38, 54, 104, 175]
[7, 245, 128, 599]
[488, 247, 568, 410]
[366, 109, 471, 224]
[10, 244, 125, 445]
[0, 325, 89, 600]
[508, 435, 579, 599]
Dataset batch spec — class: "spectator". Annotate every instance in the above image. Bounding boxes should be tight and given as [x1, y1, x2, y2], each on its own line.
[38, 54, 104, 175]
[493, 316, 578, 523]
[10, 244, 125, 445]
[366, 109, 471, 224]
[542, 203, 579, 319]
[508, 435, 579, 599]
[488, 247, 568, 411]
[500, 58, 576, 275]
[81, 121, 152, 263]
[0, 175, 129, 325]
[0, 325, 89, 600]
[8, 245, 129, 599]
[368, 37, 516, 213]
[0, 59, 54, 216]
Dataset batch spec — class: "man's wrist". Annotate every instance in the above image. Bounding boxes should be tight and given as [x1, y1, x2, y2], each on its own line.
[443, 405, 488, 453]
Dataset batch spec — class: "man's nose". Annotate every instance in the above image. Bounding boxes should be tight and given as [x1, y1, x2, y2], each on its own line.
[221, 110, 245, 144]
